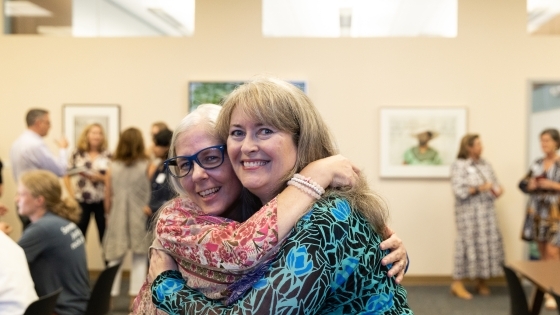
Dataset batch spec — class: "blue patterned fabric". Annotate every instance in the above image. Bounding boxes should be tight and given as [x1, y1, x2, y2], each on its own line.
[151, 196, 413, 314]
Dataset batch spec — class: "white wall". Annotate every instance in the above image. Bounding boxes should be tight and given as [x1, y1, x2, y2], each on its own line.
[0, 0, 555, 275]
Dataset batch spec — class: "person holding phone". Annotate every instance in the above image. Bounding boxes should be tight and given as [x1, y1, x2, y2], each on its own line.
[450, 134, 504, 300]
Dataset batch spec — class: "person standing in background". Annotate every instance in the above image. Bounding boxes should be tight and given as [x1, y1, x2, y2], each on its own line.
[145, 128, 175, 228]
[10, 109, 68, 228]
[450, 134, 504, 300]
[102, 127, 151, 307]
[519, 128, 560, 310]
[64, 123, 112, 243]
[147, 121, 169, 160]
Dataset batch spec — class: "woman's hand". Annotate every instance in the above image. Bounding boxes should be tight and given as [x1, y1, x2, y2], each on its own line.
[379, 226, 408, 284]
[527, 178, 537, 191]
[148, 248, 178, 283]
[300, 154, 360, 189]
[478, 182, 493, 192]
[537, 178, 559, 190]
[84, 171, 105, 183]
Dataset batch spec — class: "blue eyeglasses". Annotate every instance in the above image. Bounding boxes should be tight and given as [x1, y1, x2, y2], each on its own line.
[164, 145, 226, 178]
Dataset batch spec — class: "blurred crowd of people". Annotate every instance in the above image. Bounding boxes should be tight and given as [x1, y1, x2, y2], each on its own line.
[0, 108, 174, 314]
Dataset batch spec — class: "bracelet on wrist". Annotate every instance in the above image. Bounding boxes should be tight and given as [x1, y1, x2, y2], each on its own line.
[287, 174, 325, 200]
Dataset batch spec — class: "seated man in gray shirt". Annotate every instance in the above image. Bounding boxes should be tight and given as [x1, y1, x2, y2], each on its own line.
[17, 170, 89, 315]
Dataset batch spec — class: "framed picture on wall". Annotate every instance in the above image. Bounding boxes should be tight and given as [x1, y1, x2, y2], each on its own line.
[62, 104, 121, 152]
[188, 81, 307, 112]
[379, 107, 467, 178]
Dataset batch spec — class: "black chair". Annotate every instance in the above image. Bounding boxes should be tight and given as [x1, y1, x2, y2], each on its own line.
[84, 263, 121, 315]
[23, 287, 63, 315]
[502, 264, 531, 315]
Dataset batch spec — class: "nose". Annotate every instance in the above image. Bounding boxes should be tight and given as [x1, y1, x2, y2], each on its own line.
[191, 163, 209, 181]
[240, 135, 258, 155]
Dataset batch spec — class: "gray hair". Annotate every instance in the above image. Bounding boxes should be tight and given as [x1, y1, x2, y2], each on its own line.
[168, 104, 223, 196]
[26, 109, 48, 127]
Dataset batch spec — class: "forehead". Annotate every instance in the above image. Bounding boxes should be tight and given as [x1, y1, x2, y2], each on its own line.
[17, 182, 30, 192]
[230, 106, 268, 127]
[176, 125, 221, 156]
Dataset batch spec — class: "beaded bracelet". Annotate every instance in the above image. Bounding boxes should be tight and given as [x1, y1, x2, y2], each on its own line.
[287, 180, 321, 199]
[293, 174, 325, 195]
[287, 173, 325, 200]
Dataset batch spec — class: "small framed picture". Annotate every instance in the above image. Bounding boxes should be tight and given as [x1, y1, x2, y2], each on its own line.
[379, 107, 467, 178]
[62, 104, 120, 152]
[188, 81, 307, 112]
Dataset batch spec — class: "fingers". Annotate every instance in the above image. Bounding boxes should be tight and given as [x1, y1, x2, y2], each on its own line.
[385, 256, 408, 284]
[380, 233, 402, 250]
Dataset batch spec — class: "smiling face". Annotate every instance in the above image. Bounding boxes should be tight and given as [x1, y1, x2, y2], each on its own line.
[467, 137, 483, 159]
[175, 125, 242, 216]
[87, 125, 104, 150]
[227, 107, 298, 204]
[541, 133, 559, 155]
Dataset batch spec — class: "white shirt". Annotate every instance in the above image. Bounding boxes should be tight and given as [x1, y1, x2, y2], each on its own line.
[10, 130, 67, 181]
[0, 232, 38, 314]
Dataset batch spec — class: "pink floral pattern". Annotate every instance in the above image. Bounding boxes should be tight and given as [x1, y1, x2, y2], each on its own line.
[132, 196, 281, 313]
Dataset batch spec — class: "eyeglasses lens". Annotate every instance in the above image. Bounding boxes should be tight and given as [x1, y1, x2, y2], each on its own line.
[168, 146, 224, 177]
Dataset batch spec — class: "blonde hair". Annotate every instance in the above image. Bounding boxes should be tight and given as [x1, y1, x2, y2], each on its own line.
[168, 104, 222, 196]
[76, 123, 108, 152]
[457, 134, 479, 159]
[20, 170, 81, 223]
[216, 77, 388, 234]
[113, 128, 148, 166]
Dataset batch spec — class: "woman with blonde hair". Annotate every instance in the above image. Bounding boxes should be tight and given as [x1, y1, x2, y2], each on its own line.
[450, 134, 504, 300]
[102, 127, 151, 305]
[64, 123, 111, 243]
[17, 170, 89, 315]
[149, 77, 412, 314]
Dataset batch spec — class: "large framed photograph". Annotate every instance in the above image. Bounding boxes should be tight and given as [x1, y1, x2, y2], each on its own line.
[62, 104, 121, 152]
[189, 81, 307, 112]
[380, 107, 467, 178]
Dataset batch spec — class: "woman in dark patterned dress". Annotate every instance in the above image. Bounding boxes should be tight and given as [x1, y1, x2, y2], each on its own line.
[64, 123, 111, 242]
[450, 134, 504, 300]
[519, 128, 560, 310]
[149, 77, 413, 314]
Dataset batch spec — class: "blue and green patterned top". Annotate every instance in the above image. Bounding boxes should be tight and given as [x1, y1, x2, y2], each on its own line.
[151, 196, 413, 315]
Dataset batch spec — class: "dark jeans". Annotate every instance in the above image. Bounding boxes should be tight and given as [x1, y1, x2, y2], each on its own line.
[77, 201, 105, 243]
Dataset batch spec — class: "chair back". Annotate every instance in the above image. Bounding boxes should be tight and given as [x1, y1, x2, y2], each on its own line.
[502, 264, 531, 315]
[23, 287, 63, 315]
[84, 263, 121, 315]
